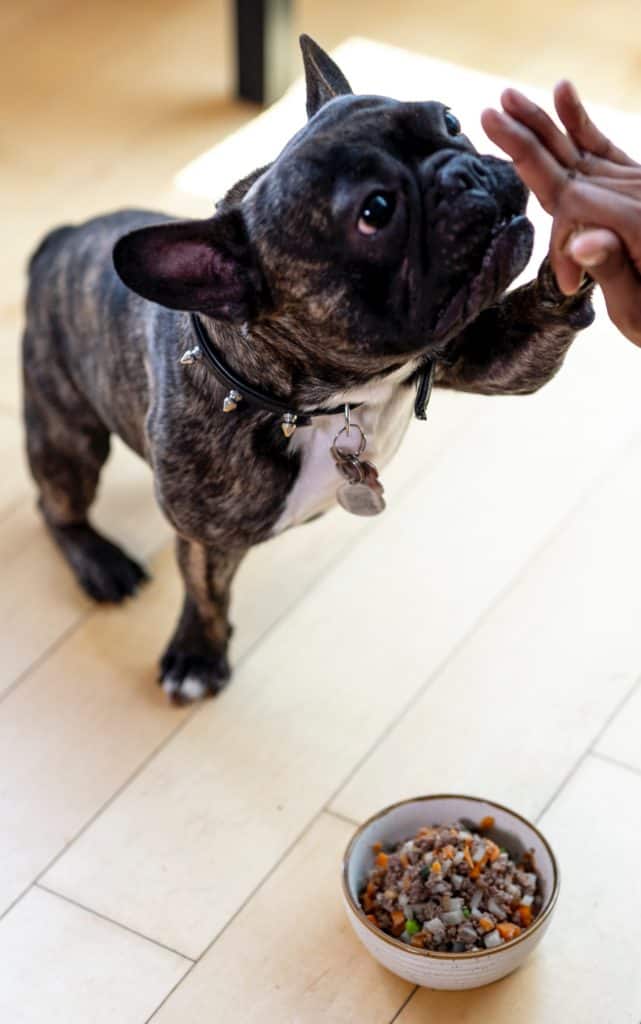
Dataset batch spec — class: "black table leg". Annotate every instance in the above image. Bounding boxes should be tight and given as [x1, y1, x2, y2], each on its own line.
[235, 0, 294, 105]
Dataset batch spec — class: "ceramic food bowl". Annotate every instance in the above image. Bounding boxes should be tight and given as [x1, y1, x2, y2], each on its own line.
[342, 794, 559, 990]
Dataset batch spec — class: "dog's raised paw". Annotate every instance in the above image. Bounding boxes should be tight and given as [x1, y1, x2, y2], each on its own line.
[159, 651, 231, 705]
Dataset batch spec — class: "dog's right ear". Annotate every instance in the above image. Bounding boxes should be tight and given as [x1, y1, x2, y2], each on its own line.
[300, 35, 353, 119]
[113, 210, 264, 321]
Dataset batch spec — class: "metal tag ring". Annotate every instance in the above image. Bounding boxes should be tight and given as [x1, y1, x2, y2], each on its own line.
[332, 423, 367, 457]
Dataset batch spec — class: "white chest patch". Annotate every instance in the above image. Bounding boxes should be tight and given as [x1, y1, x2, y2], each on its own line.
[273, 363, 418, 534]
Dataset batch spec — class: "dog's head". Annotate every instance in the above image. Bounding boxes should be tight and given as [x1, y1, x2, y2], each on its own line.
[114, 37, 533, 364]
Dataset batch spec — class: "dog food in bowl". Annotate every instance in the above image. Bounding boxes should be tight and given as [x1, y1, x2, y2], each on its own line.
[359, 820, 540, 953]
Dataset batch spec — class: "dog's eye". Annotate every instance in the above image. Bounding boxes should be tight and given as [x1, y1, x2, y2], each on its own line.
[444, 110, 461, 136]
[357, 192, 396, 236]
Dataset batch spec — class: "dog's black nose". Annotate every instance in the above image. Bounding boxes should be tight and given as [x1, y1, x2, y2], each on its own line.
[432, 153, 491, 196]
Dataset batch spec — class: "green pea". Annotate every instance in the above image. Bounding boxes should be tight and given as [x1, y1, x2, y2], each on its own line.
[462, 908, 471, 918]
[405, 919, 420, 935]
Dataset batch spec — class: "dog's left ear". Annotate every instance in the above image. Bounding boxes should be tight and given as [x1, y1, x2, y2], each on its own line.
[300, 35, 353, 119]
[113, 210, 264, 321]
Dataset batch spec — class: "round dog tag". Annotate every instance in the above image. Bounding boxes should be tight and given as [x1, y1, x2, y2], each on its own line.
[337, 481, 386, 516]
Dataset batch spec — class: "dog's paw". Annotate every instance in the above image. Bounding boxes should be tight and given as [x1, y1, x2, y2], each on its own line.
[537, 255, 595, 328]
[48, 521, 149, 603]
[159, 650, 231, 705]
[77, 542, 148, 603]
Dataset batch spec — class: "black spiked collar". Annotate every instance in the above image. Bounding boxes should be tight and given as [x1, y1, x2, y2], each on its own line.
[189, 314, 435, 430]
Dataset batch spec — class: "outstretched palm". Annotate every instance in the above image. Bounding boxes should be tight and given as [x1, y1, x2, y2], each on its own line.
[482, 81, 641, 346]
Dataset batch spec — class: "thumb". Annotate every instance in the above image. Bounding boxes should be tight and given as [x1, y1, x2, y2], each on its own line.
[567, 228, 641, 345]
[567, 228, 624, 270]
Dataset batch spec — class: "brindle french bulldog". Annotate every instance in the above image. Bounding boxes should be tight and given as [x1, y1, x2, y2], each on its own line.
[23, 37, 593, 703]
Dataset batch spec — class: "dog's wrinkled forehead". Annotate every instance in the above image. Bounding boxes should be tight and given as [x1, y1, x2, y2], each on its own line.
[288, 94, 468, 156]
[254, 94, 473, 199]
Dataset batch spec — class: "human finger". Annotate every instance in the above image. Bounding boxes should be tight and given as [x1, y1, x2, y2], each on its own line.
[481, 108, 568, 213]
[500, 88, 581, 168]
[557, 178, 641, 269]
[554, 80, 637, 166]
[569, 228, 641, 345]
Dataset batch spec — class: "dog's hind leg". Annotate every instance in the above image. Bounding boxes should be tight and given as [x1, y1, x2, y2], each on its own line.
[159, 537, 246, 703]
[23, 329, 148, 603]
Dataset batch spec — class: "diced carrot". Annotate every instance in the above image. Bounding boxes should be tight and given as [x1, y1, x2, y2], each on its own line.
[440, 844, 456, 859]
[366, 913, 379, 926]
[390, 910, 406, 937]
[497, 922, 522, 941]
[372, 841, 382, 855]
[479, 815, 495, 830]
[463, 843, 475, 870]
[376, 851, 389, 869]
[470, 850, 489, 880]
[486, 841, 501, 862]
[400, 852, 409, 868]
[410, 932, 427, 948]
[478, 917, 495, 933]
[517, 905, 533, 927]
[431, 860, 442, 873]
[363, 885, 378, 909]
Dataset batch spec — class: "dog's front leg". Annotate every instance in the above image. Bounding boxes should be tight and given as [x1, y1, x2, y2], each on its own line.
[160, 537, 246, 704]
[437, 258, 595, 396]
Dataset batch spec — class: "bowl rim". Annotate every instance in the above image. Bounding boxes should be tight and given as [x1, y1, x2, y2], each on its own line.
[342, 792, 560, 961]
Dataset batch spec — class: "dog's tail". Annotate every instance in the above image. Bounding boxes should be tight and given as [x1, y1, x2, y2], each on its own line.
[27, 225, 75, 276]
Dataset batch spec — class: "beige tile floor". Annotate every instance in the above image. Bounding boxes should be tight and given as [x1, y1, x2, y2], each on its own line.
[3, 3, 641, 1021]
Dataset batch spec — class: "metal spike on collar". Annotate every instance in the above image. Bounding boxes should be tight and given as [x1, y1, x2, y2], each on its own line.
[222, 389, 242, 413]
[281, 413, 298, 438]
[179, 345, 201, 366]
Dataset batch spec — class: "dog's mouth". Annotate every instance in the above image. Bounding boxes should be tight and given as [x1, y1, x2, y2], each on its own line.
[430, 214, 534, 344]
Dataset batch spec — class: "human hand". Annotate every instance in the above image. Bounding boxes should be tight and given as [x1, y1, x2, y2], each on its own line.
[481, 82, 641, 346]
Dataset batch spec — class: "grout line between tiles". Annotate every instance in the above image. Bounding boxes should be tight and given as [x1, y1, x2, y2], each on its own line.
[325, 427, 641, 821]
[35, 883, 195, 962]
[590, 749, 641, 779]
[535, 671, 641, 823]
[324, 808, 360, 828]
[533, 754, 586, 827]
[143, 810, 335, 1023]
[0, 609, 93, 706]
[0, 697, 202, 927]
[143, 802, 412, 1023]
[389, 987, 419, 1023]
[144, 807, 422, 1022]
[0, 532, 176, 708]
